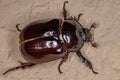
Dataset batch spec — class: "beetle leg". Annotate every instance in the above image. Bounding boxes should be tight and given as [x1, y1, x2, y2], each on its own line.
[77, 13, 83, 21]
[3, 61, 36, 75]
[63, 1, 68, 20]
[58, 58, 65, 74]
[76, 51, 98, 74]
[58, 52, 69, 74]
[16, 24, 21, 32]
[68, 13, 83, 21]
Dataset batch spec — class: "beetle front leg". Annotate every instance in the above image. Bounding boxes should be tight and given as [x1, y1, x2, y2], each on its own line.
[68, 13, 83, 21]
[76, 51, 98, 74]
[58, 52, 69, 74]
[62, 1, 68, 20]
[76, 13, 83, 21]
[3, 61, 36, 75]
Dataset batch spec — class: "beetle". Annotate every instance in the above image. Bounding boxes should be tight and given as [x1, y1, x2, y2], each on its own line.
[3, 1, 98, 75]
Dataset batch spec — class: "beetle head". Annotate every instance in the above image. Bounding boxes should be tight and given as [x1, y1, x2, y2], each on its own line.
[81, 23, 96, 42]
[80, 23, 97, 47]
[81, 28, 91, 42]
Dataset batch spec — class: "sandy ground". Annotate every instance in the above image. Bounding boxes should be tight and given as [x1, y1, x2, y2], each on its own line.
[0, 0, 120, 80]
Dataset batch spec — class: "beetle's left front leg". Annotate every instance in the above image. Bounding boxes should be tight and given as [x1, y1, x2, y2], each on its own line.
[62, 1, 68, 20]
[58, 52, 69, 74]
[73, 13, 83, 21]
[68, 13, 83, 21]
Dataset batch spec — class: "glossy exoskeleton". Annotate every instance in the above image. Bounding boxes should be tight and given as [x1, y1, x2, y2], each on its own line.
[3, 1, 98, 75]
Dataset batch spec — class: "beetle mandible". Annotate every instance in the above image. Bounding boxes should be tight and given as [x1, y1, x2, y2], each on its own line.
[3, 1, 98, 75]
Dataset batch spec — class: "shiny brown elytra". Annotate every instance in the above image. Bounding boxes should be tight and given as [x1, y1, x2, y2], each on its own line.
[3, 1, 98, 75]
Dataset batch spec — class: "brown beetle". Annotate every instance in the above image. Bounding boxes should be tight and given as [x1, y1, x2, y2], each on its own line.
[3, 1, 98, 75]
